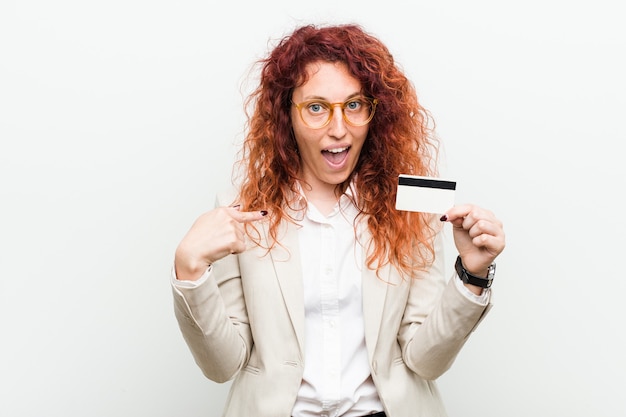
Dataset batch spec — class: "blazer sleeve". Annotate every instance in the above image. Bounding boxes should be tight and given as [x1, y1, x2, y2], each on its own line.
[171, 191, 252, 383]
[397, 229, 492, 380]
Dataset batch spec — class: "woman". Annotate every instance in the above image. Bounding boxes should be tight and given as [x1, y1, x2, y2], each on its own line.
[172, 23, 505, 417]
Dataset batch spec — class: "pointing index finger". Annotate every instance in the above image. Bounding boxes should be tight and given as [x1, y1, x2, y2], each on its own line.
[229, 207, 268, 223]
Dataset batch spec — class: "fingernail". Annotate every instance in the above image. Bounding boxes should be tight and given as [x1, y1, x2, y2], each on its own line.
[260, 210, 268, 216]
[439, 214, 448, 222]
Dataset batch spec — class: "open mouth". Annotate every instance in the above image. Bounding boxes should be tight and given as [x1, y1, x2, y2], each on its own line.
[322, 146, 350, 166]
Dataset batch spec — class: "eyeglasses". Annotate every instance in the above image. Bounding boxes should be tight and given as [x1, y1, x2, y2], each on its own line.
[292, 96, 378, 129]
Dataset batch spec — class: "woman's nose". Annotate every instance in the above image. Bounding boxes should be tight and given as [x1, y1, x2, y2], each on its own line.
[327, 104, 347, 137]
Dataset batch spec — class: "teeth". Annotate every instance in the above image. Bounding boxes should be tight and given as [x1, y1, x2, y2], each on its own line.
[326, 147, 348, 154]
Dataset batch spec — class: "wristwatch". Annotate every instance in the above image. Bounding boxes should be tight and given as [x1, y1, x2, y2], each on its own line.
[455, 256, 496, 288]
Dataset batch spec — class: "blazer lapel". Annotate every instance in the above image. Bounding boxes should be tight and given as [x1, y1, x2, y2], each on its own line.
[264, 219, 306, 356]
[360, 229, 394, 361]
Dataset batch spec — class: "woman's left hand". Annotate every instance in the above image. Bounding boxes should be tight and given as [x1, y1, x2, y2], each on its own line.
[442, 204, 506, 277]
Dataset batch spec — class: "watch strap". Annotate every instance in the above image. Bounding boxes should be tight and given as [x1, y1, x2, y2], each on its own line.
[455, 255, 495, 289]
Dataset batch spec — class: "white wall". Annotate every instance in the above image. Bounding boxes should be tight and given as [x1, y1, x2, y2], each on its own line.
[1, 1, 624, 416]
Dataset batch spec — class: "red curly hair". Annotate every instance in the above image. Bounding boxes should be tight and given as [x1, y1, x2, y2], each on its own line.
[234, 23, 441, 277]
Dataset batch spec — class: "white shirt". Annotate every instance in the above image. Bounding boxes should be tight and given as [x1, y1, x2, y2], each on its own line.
[291, 192, 383, 417]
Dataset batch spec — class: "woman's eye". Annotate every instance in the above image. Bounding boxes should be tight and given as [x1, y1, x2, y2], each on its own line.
[308, 103, 326, 113]
[346, 100, 361, 110]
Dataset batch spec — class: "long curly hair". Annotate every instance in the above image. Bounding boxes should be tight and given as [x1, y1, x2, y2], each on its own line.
[234, 23, 441, 277]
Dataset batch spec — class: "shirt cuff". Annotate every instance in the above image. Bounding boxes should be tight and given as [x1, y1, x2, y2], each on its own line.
[170, 265, 212, 288]
[453, 273, 490, 305]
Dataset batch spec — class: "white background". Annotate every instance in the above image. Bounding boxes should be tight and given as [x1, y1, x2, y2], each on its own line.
[1, 1, 625, 416]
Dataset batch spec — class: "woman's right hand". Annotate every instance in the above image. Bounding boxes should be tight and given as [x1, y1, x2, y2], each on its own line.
[174, 206, 268, 281]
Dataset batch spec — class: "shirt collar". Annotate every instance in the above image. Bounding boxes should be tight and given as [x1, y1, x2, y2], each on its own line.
[294, 180, 360, 222]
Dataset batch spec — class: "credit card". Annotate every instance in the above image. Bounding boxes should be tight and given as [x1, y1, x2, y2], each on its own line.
[395, 174, 456, 214]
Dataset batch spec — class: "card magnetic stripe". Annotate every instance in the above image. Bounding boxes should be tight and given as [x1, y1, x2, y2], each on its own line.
[398, 177, 456, 190]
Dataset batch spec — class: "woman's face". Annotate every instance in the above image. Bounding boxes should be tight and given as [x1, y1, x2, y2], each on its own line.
[291, 61, 369, 194]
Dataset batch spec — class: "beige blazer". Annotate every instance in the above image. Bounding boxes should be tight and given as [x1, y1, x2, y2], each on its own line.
[172, 194, 492, 417]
